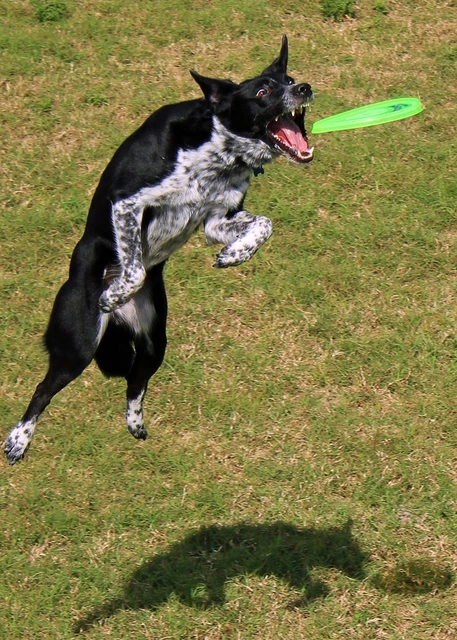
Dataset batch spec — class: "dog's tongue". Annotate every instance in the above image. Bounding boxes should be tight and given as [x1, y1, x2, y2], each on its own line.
[269, 115, 308, 152]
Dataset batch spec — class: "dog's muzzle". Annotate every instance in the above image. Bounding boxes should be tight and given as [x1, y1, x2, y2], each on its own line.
[267, 83, 314, 164]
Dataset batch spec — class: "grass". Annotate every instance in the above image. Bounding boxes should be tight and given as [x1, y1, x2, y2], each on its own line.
[320, 0, 356, 21]
[1, 0, 457, 637]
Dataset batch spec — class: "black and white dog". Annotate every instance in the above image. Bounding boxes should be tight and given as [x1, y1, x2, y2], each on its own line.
[4, 36, 313, 464]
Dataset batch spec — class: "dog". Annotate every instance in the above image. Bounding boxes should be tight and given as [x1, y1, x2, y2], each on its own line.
[4, 35, 313, 464]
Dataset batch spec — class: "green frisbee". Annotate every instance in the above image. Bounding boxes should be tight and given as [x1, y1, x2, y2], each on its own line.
[311, 97, 424, 134]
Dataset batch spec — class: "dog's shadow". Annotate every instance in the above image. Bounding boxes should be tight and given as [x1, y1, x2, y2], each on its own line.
[76, 520, 367, 631]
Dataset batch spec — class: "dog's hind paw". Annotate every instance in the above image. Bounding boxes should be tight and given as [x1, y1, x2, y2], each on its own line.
[4, 427, 31, 464]
[126, 390, 148, 441]
[127, 424, 148, 440]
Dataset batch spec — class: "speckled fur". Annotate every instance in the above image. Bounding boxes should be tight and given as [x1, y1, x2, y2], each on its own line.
[99, 117, 273, 312]
[4, 37, 312, 464]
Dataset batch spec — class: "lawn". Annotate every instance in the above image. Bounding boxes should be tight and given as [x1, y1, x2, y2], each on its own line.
[1, 0, 457, 638]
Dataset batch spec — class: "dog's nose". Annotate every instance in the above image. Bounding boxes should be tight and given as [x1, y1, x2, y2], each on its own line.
[294, 83, 313, 101]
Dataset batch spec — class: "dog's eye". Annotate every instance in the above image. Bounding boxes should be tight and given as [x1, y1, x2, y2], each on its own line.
[256, 87, 270, 97]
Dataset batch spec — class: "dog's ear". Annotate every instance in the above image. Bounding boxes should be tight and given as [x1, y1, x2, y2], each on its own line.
[261, 34, 289, 77]
[190, 70, 238, 107]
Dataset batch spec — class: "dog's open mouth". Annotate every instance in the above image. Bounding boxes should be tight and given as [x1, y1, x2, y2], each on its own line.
[267, 106, 314, 164]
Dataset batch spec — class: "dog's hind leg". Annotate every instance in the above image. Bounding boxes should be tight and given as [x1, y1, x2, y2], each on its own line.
[124, 266, 167, 441]
[4, 356, 92, 464]
[125, 339, 166, 440]
[4, 267, 104, 464]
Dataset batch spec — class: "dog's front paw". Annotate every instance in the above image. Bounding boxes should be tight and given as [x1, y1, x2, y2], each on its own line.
[100, 268, 146, 312]
[213, 246, 251, 268]
[99, 288, 124, 313]
[99, 282, 135, 313]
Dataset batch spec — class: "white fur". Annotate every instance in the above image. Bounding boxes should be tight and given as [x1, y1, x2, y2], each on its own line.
[204, 210, 272, 267]
[96, 312, 110, 344]
[4, 418, 36, 461]
[97, 296, 157, 344]
[126, 389, 146, 438]
[99, 117, 274, 312]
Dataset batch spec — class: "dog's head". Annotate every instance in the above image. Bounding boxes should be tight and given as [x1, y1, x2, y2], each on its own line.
[190, 36, 314, 164]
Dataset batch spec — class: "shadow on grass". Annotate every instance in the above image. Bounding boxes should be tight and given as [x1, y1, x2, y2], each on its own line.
[373, 558, 454, 595]
[75, 519, 367, 632]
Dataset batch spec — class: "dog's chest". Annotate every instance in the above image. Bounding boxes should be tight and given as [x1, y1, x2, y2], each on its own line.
[134, 138, 253, 267]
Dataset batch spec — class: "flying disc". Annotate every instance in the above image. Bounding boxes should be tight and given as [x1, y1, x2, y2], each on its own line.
[311, 97, 423, 134]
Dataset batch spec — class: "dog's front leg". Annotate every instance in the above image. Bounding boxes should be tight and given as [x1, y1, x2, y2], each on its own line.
[99, 199, 146, 312]
[205, 210, 273, 268]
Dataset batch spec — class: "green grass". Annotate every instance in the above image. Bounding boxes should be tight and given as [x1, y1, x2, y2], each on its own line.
[1, 0, 457, 638]
[320, 0, 356, 21]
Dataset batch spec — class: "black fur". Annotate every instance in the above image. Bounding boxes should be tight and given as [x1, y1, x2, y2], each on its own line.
[4, 36, 313, 463]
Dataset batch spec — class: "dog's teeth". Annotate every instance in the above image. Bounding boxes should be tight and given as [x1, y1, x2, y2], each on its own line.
[291, 109, 296, 117]
[275, 116, 280, 122]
